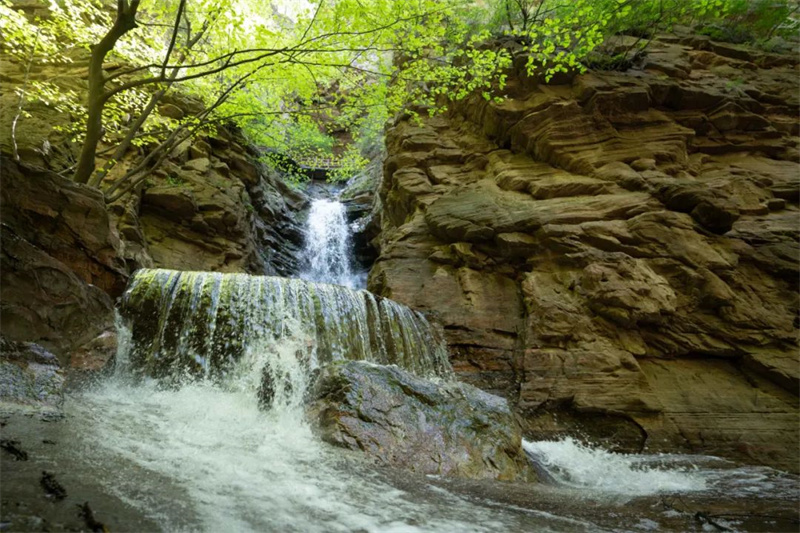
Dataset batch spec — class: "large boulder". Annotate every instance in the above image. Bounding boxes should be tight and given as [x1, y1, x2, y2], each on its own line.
[306, 361, 533, 481]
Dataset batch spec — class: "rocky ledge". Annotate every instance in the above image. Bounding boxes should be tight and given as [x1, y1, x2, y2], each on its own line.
[370, 33, 800, 471]
[2, 80, 307, 367]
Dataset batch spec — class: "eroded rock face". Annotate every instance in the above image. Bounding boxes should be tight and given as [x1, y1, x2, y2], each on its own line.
[0, 159, 127, 296]
[1, 47, 306, 278]
[306, 360, 533, 481]
[0, 160, 121, 362]
[371, 34, 799, 471]
[110, 136, 306, 276]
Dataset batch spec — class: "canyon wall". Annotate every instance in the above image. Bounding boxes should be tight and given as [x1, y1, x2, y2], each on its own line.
[370, 33, 800, 471]
[1, 52, 306, 366]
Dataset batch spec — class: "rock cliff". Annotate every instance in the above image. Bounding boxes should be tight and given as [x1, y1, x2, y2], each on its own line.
[0, 49, 306, 366]
[109, 130, 306, 276]
[370, 33, 800, 471]
[0, 159, 122, 361]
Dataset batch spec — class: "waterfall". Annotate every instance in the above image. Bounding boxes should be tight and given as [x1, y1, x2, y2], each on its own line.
[300, 198, 363, 289]
[118, 269, 452, 385]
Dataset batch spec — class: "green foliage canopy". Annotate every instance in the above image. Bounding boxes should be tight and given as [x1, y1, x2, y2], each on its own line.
[0, 0, 796, 190]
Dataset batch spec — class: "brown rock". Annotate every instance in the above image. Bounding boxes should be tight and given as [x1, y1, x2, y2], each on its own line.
[0, 158, 127, 295]
[69, 330, 116, 375]
[0, 226, 115, 362]
[767, 198, 786, 211]
[190, 140, 212, 159]
[184, 157, 210, 174]
[158, 103, 185, 120]
[142, 184, 198, 218]
[372, 34, 800, 471]
[228, 152, 260, 186]
[630, 158, 657, 172]
[580, 257, 677, 326]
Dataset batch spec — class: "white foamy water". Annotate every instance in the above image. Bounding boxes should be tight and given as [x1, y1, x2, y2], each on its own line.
[523, 438, 707, 496]
[300, 199, 362, 289]
[56, 327, 581, 532]
[523, 438, 800, 500]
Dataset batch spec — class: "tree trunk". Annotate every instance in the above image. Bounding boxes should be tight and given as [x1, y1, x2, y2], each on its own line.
[73, 1, 140, 184]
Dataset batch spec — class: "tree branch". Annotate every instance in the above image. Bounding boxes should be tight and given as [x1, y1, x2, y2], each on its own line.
[161, 0, 186, 79]
[103, 63, 266, 201]
[73, 0, 141, 183]
[88, 8, 215, 188]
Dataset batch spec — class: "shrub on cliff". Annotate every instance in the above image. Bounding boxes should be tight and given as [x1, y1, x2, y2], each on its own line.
[488, 0, 798, 75]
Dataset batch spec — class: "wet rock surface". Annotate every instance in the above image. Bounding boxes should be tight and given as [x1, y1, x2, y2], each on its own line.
[0, 337, 64, 412]
[0, 413, 164, 533]
[340, 159, 383, 270]
[371, 33, 800, 471]
[306, 360, 533, 481]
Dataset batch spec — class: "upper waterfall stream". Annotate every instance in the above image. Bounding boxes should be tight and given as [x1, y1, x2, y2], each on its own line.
[300, 198, 364, 289]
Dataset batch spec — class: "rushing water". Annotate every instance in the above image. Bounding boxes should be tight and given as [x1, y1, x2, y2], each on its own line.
[2, 316, 597, 532]
[44, 333, 587, 533]
[300, 198, 363, 289]
[120, 269, 452, 381]
[8, 365, 798, 532]
[524, 438, 800, 501]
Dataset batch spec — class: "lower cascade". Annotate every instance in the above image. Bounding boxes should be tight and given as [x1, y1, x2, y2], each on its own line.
[119, 268, 452, 382]
[4, 265, 799, 533]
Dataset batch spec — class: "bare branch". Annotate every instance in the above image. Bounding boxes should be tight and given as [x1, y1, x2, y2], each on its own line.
[161, 0, 187, 79]
[88, 4, 218, 187]
[103, 62, 267, 200]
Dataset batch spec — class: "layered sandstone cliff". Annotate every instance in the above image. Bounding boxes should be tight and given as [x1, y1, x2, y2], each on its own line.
[370, 33, 800, 471]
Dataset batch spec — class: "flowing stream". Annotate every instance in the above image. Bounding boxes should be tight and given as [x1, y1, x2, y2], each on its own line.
[3, 187, 799, 532]
[52, 331, 572, 532]
[300, 198, 364, 289]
